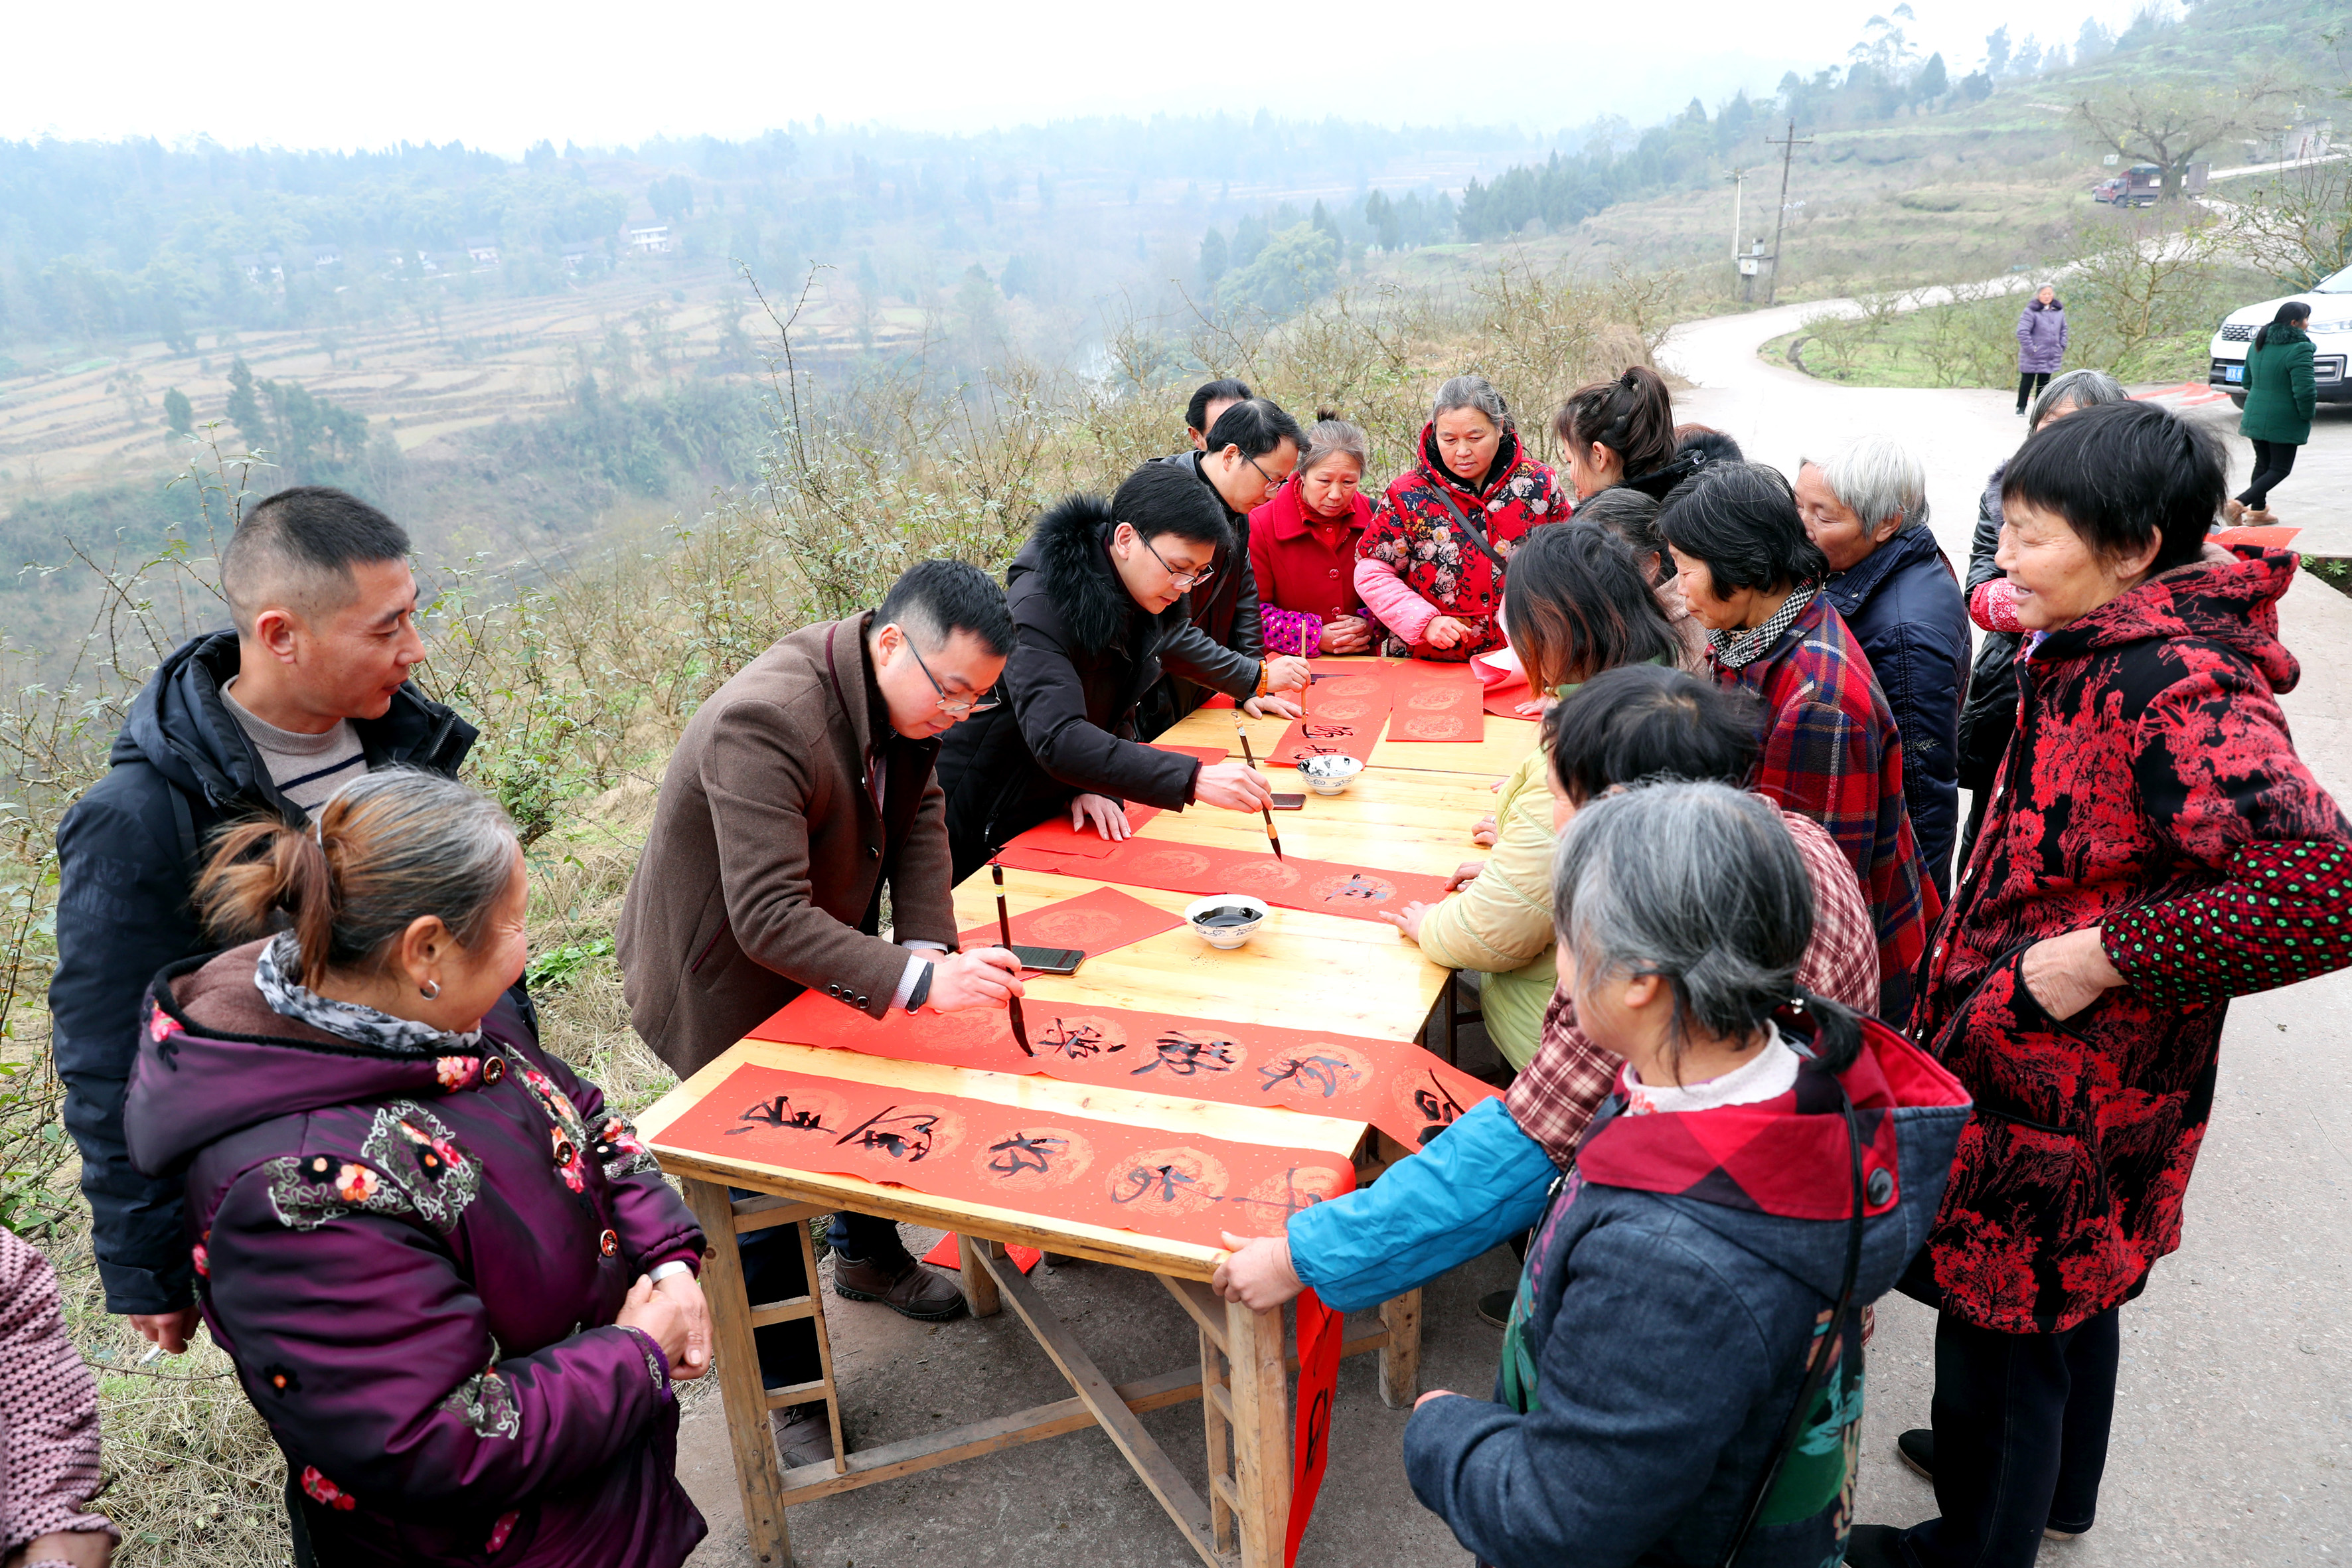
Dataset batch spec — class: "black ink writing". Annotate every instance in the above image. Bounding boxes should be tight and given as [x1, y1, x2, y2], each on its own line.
[1257, 1054, 1359, 1099]
[1131, 1032, 1239, 1079]
[834, 1105, 941, 1161]
[1041, 1018, 1117, 1059]
[1413, 1073, 1466, 1146]
[731, 1095, 828, 1135]
[1112, 1163, 1209, 1206]
[985, 1131, 1067, 1178]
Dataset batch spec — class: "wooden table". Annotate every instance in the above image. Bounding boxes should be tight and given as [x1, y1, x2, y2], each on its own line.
[642, 687, 1539, 1568]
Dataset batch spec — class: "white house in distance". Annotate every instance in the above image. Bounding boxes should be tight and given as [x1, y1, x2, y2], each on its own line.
[313, 245, 343, 270]
[465, 236, 501, 267]
[561, 241, 599, 273]
[629, 222, 672, 254]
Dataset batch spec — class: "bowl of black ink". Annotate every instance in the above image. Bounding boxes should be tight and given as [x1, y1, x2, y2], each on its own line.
[1184, 894, 1269, 950]
[1299, 754, 1364, 795]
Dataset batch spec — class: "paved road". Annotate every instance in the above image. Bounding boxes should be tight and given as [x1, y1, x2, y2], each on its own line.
[676, 311, 2352, 1567]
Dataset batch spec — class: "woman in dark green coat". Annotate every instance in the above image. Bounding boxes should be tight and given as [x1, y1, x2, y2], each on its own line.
[2231, 301, 2316, 524]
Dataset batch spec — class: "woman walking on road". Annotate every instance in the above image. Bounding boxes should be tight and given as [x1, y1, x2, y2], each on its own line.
[2229, 300, 2317, 524]
[2013, 286, 2067, 414]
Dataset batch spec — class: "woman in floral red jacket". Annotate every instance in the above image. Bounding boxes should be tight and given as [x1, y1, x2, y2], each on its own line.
[1354, 375, 1565, 661]
[124, 769, 711, 1568]
[1846, 404, 2352, 1568]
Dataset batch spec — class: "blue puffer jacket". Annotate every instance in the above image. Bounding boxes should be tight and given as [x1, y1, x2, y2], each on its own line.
[1401, 1016, 1970, 1568]
[1820, 524, 1970, 903]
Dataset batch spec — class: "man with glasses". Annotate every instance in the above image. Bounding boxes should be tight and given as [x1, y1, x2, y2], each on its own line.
[939, 463, 1291, 880]
[617, 558, 1023, 1467]
[1140, 396, 1314, 731]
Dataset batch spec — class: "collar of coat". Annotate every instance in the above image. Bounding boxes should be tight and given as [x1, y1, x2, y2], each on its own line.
[1031, 491, 1188, 656]
[1259, 475, 1372, 542]
[1820, 522, 1952, 619]
[1415, 423, 1528, 505]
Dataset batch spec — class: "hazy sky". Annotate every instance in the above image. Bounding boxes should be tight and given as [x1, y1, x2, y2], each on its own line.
[10, 0, 2145, 155]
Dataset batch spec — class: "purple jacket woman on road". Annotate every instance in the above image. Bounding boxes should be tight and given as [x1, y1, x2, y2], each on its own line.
[2014, 287, 2067, 412]
[123, 769, 711, 1568]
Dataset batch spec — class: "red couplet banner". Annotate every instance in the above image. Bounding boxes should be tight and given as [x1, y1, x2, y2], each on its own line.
[753, 990, 1499, 1151]
[1385, 663, 1486, 744]
[657, 1060, 1357, 1250]
[990, 837, 1452, 924]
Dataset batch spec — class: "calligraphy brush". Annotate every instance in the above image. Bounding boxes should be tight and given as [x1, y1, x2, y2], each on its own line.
[990, 862, 1032, 1056]
[1233, 723, 1285, 860]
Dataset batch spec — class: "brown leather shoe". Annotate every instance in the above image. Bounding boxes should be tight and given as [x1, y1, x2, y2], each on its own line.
[770, 1402, 835, 1469]
[832, 1251, 968, 1321]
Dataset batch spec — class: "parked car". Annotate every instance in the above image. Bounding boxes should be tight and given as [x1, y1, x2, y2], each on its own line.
[2208, 264, 2352, 408]
[2092, 161, 2209, 206]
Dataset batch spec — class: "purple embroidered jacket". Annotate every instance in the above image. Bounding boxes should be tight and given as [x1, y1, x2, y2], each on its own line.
[123, 940, 707, 1567]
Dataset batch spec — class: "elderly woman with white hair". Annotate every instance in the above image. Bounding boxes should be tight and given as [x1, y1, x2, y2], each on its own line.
[1793, 435, 1970, 901]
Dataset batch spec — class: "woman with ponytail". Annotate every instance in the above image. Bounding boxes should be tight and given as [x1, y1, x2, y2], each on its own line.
[121, 769, 710, 1568]
[1355, 374, 1565, 661]
[1554, 365, 1683, 503]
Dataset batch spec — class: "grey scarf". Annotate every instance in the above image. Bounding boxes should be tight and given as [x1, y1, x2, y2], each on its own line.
[255, 932, 482, 1055]
[1708, 584, 1818, 671]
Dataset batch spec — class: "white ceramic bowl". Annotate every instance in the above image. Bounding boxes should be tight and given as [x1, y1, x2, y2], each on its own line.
[1298, 754, 1364, 795]
[1184, 894, 1269, 949]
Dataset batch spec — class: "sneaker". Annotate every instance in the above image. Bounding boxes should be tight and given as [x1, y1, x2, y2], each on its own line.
[832, 1251, 968, 1322]
[1844, 1522, 1908, 1566]
[770, 1401, 836, 1469]
[1476, 1289, 1513, 1328]
[1897, 1427, 1934, 1481]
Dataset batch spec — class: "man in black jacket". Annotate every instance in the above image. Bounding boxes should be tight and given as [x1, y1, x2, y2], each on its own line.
[1140, 397, 1311, 730]
[50, 487, 476, 1356]
[937, 463, 1284, 880]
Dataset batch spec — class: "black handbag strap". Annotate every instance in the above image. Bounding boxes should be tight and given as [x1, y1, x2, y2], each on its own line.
[1716, 1077, 1867, 1567]
[1424, 483, 1511, 578]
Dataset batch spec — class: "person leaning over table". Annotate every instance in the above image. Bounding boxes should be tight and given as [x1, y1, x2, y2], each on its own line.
[1215, 665, 1882, 1352]
[1658, 460, 1934, 1023]
[1794, 434, 1970, 905]
[1223, 775, 1968, 1568]
[1247, 411, 1379, 657]
[615, 558, 1026, 1470]
[1137, 396, 1311, 730]
[1181, 376, 1252, 452]
[937, 462, 1306, 880]
[125, 770, 712, 1568]
[1552, 365, 1683, 503]
[1567, 486, 1707, 672]
[1356, 374, 1566, 661]
[1375, 526, 1683, 1073]
[1844, 401, 2352, 1568]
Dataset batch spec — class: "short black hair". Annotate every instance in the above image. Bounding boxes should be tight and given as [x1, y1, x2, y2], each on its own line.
[220, 485, 411, 634]
[1501, 524, 1679, 690]
[1543, 664, 1764, 803]
[1202, 398, 1304, 461]
[1656, 461, 1828, 598]
[2001, 400, 2223, 574]
[1113, 461, 1232, 551]
[874, 558, 1014, 657]
[1675, 426, 1745, 467]
[1572, 487, 1668, 582]
[1186, 378, 1253, 435]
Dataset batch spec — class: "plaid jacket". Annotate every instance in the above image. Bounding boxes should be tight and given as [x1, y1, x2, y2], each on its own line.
[1508, 810, 1881, 1167]
[1719, 593, 1934, 1022]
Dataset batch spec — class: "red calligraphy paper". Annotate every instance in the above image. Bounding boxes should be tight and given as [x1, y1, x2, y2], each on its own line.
[1273, 665, 1390, 765]
[1285, 1288, 1345, 1567]
[656, 1061, 1356, 1250]
[753, 990, 1499, 1151]
[1000, 807, 1164, 858]
[920, 1233, 1041, 1273]
[1387, 664, 1486, 743]
[1479, 677, 1543, 719]
[955, 885, 1183, 966]
[992, 837, 1451, 925]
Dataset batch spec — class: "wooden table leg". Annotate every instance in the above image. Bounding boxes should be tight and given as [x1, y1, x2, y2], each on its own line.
[1200, 1323, 1237, 1556]
[1225, 1299, 1292, 1568]
[682, 1178, 794, 1567]
[1379, 1289, 1423, 1409]
[956, 1233, 1003, 1318]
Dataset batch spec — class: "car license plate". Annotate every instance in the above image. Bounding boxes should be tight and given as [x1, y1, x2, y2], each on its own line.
[2225, 365, 2244, 383]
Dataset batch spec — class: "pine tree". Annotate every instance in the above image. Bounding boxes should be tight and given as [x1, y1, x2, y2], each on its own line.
[163, 386, 193, 436]
[1199, 228, 1228, 288]
[224, 356, 270, 451]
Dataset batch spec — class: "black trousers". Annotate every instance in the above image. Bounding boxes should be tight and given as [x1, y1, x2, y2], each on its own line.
[1901, 1306, 2120, 1566]
[734, 1195, 905, 1395]
[2238, 439, 2299, 510]
[2015, 370, 2051, 412]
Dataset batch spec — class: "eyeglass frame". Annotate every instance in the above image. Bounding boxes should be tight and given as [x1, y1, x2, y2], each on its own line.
[1127, 524, 1218, 591]
[1243, 451, 1288, 496]
[892, 627, 1000, 715]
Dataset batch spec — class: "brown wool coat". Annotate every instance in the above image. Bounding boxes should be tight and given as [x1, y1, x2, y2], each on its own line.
[616, 614, 959, 1076]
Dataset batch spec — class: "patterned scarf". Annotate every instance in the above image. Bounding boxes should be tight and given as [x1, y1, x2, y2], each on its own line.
[1707, 583, 1817, 670]
[254, 931, 482, 1055]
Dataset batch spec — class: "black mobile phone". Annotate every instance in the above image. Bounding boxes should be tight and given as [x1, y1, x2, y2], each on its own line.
[1270, 793, 1306, 811]
[1010, 945, 1085, 975]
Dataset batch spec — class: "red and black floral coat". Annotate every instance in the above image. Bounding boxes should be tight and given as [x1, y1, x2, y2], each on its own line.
[1356, 426, 1564, 661]
[1914, 547, 2352, 1334]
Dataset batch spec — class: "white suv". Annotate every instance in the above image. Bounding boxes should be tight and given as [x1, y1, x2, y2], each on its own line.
[2208, 264, 2352, 407]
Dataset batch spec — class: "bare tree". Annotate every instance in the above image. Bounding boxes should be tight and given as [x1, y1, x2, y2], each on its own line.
[2227, 157, 2352, 287]
[2071, 76, 2284, 202]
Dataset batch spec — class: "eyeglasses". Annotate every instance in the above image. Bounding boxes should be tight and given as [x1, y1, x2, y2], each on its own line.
[1135, 530, 1217, 591]
[1245, 453, 1286, 493]
[900, 633, 1000, 715]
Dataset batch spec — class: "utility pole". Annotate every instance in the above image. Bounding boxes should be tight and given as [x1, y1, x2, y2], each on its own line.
[1727, 169, 1745, 265]
[1764, 120, 1812, 307]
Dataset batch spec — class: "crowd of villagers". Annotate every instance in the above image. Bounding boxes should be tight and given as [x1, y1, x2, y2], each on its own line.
[5, 349, 2349, 1568]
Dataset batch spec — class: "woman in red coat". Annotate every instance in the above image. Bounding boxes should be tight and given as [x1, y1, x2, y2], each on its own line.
[1355, 376, 1565, 661]
[1845, 403, 2352, 1568]
[1247, 413, 1377, 657]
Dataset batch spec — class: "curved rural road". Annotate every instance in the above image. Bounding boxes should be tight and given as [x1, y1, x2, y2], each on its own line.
[1668, 310, 2352, 1566]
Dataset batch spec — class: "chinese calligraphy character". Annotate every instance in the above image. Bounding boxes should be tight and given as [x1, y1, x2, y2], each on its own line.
[834, 1105, 941, 1161]
[1257, 1054, 1359, 1099]
[1228, 1166, 1335, 1219]
[1112, 1162, 1208, 1206]
[1132, 1031, 1239, 1078]
[1300, 722, 1356, 742]
[1041, 1018, 1115, 1059]
[1326, 874, 1388, 903]
[731, 1095, 827, 1134]
[1413, 1073, 1466, 1146]
[985, 1131, 1068, 1178]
